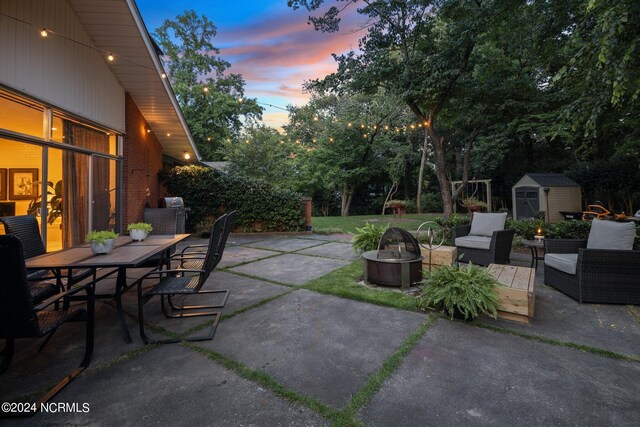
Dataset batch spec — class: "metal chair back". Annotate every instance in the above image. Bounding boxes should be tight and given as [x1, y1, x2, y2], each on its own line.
[0, 235, 41, 338]
[0, 215, 46, 259]
[143, 208, 178, 235]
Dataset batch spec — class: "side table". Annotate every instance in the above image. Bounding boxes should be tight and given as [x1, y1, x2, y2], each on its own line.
[521, 239, 544, 270]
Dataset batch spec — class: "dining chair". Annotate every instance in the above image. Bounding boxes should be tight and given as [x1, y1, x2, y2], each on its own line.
[0, 235, 95, 410]
[135, 208, 179, 269]
[136, 212, 234, 344]
[1, 215, 92, 301]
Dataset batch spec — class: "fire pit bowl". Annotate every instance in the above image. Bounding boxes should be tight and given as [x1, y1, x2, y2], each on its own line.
[362, 228, 423, 289]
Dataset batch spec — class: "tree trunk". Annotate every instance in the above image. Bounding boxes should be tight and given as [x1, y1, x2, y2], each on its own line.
[341, 184, 354, 217]
[416, 131, 429, 214]
[426, 125, 454, 217]
[382, 181, 398, 215]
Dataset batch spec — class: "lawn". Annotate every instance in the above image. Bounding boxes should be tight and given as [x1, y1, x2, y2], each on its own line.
[311, 213, 442, 234]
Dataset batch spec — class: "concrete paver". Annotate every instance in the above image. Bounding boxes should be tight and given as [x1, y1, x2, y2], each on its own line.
[229, 253, 349, 285]
[359, 319, 640, 426]
[205, 289, 426, 408]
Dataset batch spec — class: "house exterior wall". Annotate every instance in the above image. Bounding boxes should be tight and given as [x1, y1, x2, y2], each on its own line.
[0, 0, 125, 132]
[122, 92, 163, 226]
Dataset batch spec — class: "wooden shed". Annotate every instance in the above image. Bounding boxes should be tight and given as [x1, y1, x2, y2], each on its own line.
[512, 173, 582, 223]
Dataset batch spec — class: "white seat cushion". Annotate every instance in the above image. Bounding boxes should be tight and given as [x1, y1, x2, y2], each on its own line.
[455, 235, 492, 250]
[587, 219, 636, 250]
[544, 253, 578, 275]
[469, 212, 507, 237]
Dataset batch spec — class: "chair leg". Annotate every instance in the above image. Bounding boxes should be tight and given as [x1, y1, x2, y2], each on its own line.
[138, 285, 223, 345]
[35, 286, 95, 409]
[0, 339, 15, 374]
[166, 290, 229, 312]
[37, 330, 56, 353]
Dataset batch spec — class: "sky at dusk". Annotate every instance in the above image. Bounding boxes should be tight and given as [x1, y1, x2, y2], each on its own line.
[135, 0, 364, 128]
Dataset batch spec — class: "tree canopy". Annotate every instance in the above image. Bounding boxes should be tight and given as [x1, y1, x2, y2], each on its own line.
[154, 10, 263, 160]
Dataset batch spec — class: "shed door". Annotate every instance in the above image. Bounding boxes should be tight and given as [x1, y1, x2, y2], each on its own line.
[515, 187, 539, 219]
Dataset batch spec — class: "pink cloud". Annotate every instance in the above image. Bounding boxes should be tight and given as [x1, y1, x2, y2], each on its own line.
[213, 8, 364, 120]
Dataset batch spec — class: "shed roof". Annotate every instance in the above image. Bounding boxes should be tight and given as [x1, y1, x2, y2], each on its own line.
[517, 173, 580, 188]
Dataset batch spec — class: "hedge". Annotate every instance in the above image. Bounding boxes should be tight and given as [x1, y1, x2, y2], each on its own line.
[159, 165, 305, 233]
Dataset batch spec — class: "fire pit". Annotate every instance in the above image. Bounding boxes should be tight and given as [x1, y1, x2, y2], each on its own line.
[362, 227, 423, 289]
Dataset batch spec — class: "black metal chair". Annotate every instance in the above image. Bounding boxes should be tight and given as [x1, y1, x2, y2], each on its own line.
[136, 212, 234, 344]
[1, 215, 92, 300]
[134, 208, 179, 269]
[0, 235, 95, 411]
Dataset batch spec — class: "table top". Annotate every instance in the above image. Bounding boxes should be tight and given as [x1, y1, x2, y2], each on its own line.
[26, 234, 190, 269]
[521, 239, 544, 248]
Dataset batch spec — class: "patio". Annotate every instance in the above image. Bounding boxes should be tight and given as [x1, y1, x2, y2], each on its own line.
[1, 234, 639, 425]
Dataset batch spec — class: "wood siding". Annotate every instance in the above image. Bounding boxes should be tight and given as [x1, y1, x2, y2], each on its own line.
[541, 187, 582, 223]
[0, 0, 125, 131]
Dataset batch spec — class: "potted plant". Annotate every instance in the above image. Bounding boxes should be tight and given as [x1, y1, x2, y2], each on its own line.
[460, 197, 488, 221]
[416, 263, 499, 321]
[86, 230, 119, 255]
[385, 199, 408, 216]
[127, 222, 153, 241]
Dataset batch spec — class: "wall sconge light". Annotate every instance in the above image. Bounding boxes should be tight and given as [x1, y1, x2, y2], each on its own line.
[184, 152, 191, 160]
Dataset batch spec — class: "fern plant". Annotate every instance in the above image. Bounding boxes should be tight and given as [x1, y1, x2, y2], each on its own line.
[351, 223, 387, 253]
[416, 263, 499, 321]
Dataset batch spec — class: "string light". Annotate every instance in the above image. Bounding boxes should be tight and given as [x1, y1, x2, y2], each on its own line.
[203, 87, 209, 93]
[183, 152, 190, 160]
[166, 133, 171, 137]
[107, 53, 115, 62]
[40, 28, 48, 37]
[161, 73, 167, 79]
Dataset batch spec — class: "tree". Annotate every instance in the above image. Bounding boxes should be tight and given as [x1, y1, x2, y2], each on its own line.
[222, 124, 297, 187]
[289, 0, 508, 216]
[154, 10, 263, 160]
[284, 92, 408, 216]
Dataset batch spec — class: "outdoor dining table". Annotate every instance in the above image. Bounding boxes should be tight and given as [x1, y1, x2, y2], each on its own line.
[25, 234, 190, 344]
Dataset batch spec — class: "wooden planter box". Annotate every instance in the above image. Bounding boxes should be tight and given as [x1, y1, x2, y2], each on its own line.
[422, 245, 457, 269]
[487, 264, 535, 324]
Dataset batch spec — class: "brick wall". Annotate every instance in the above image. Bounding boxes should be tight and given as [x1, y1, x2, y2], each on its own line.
[122, 93, 163, 226]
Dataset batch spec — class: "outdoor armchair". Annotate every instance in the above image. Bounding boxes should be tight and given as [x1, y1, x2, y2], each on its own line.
[136, 212, 234, 344]
[544, 219, 640, 304]
[0, 235, 95, 411]
[452, 212, 514, 266]
[1, 214, 92, 300]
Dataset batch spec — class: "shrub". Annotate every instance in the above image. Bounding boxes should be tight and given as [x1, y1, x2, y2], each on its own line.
[506, 218, 545, 240]
[159, 165, 305, 232]
[416, 264, 499, 321]
[546, 221, 591, 239]
[313, 227, 344, 235]
[352, 223, 387, 253]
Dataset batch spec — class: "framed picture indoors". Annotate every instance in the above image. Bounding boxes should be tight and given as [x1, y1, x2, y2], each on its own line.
[0, 168, 6, 200]
[9, 168, 39, 200]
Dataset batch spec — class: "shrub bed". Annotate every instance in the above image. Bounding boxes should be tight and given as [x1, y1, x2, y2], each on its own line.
[159, 165, 305, 233]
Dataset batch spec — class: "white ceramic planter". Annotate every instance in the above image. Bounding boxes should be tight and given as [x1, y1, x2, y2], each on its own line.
[90, 239, 114, 255]
[130, 229, 148, 241]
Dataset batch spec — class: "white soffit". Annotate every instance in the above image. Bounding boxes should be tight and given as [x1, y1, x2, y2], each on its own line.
[66, 0, 200, 161]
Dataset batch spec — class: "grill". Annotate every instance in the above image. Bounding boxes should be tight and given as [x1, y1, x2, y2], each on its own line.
[159, 197, 190, 233]
[362, 228, 423, 289]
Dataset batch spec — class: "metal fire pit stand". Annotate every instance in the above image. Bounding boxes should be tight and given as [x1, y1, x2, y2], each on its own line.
[417, 222, 445, 272]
